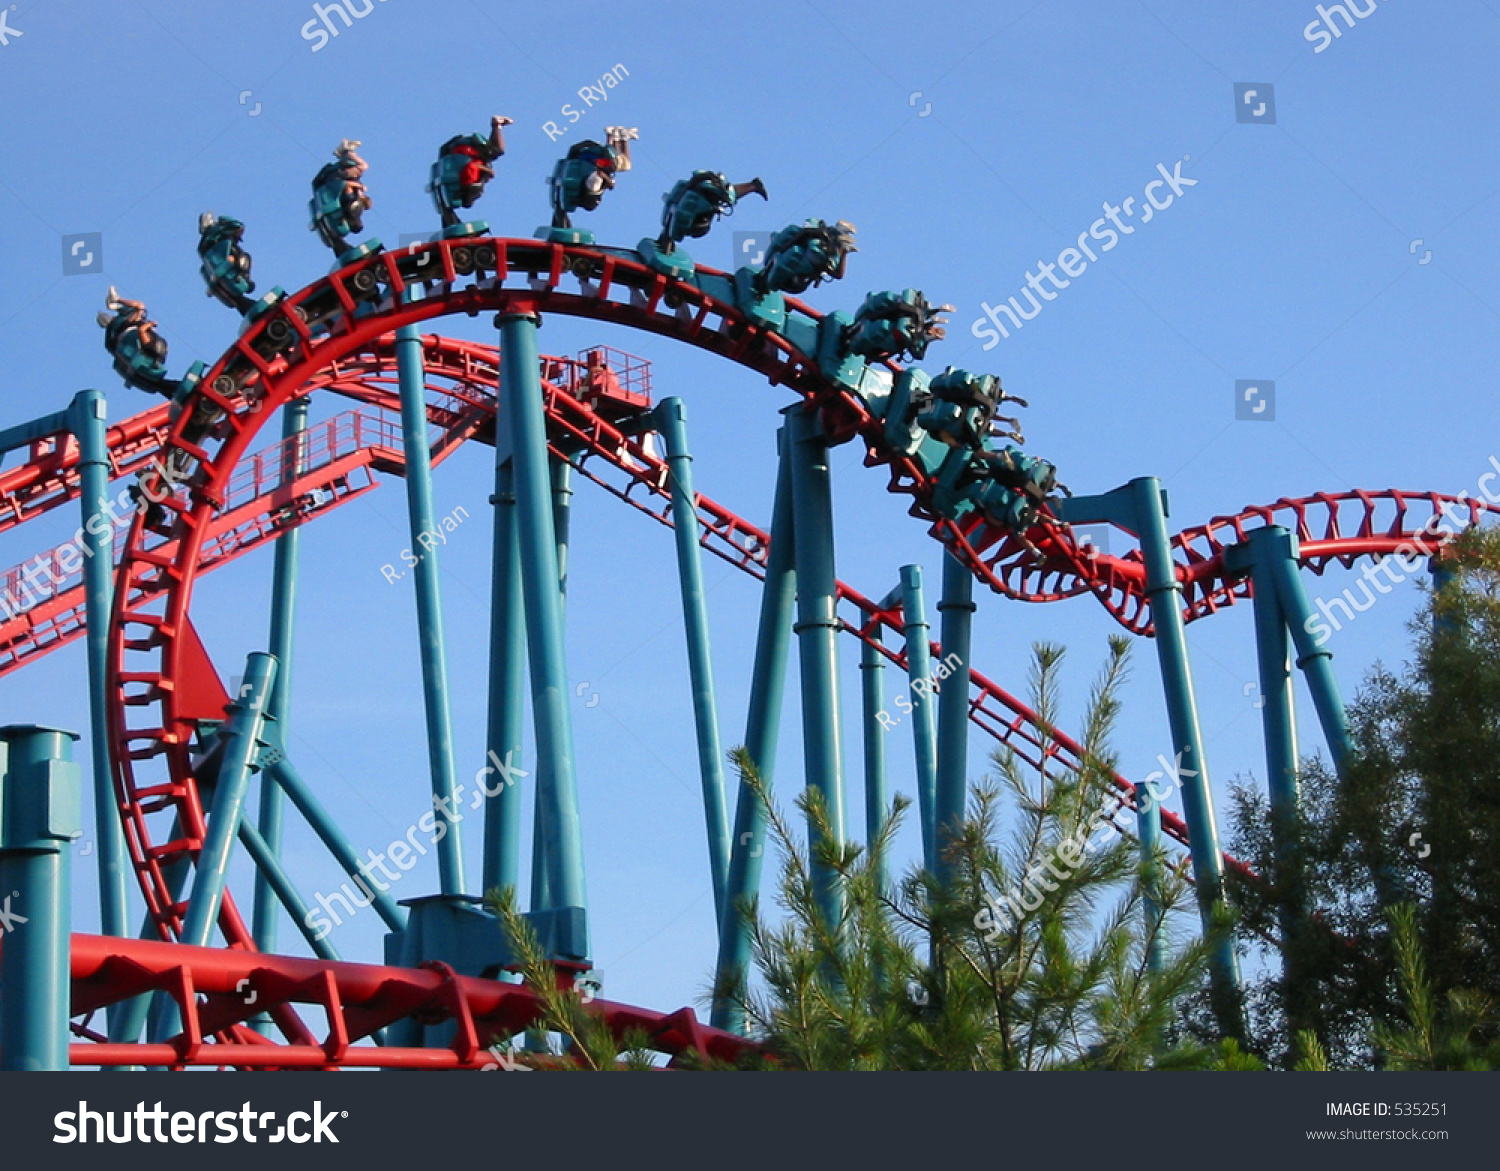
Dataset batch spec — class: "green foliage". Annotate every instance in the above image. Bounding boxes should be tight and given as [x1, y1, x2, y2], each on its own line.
[719, 637, 1225, 1070]
[1227, 527, 1500, 1068]
[1292, 1029, 1329, 1072]
[1372, 904, 1500, 1070]
[485, 886, 658, 1070]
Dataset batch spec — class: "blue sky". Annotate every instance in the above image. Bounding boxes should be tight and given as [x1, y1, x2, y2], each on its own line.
[0, 0, 1496, 1021]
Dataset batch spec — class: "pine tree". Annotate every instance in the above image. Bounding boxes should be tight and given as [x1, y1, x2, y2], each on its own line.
[485, 886, 659, 1070]
[1372, 904, 1500, 1070]
[1227, 527, 1500, 1068]
[721, 638, 1240, 1070]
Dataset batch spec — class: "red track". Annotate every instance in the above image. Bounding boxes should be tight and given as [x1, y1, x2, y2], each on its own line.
[61, 933, 751, 1069]
[972, 488, 1500, 635]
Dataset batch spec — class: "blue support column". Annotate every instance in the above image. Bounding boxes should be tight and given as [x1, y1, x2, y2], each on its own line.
[1266, 532, 1353, 771]
[1430, 557, 1458, 639]
[254, 395, 309, 953]
[655, 398, 731, 915]
[1137, 774, 1165, 974]
[1130, 478, 1242, 1029]
[1430, 558, 1456, 598]
[934, 552, 975, 884]
[1240, 527, 1308, 1009]
[712, 432, 796, 1032]
[67, 390, 129, 944]
[1243, 529, 1302, 842]
[484, 449, 526, 897]
[181, 654, 277, 948]
[1056, 480, 1242, 1032]
[786, 406, 846, 926]
[552, 453, 574, 603]
[395, 324, 465, 896]
[0, 725, 81, 1071]
[530, 454, 574, 913]
[860, 633, 889, 894]
[496, 312, 587, 958]
[899, 565, 940, 870]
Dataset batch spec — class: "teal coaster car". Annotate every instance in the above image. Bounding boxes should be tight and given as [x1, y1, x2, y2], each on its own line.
[198, 213, 255, 313]
[98, 288, 173, 397]
[429, 117, 509, 228]
[548, 126, 636, 228]
[755, 219, 857, 295]
[310, 140, 371, 255]
[974, 445, 1061, 534]
[919, 368, 1027, 450]
[843, 289, 953, 362]
[657, 171, 766, 252]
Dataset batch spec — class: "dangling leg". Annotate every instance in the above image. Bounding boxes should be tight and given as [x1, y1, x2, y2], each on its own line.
[488, 114, 513, 157]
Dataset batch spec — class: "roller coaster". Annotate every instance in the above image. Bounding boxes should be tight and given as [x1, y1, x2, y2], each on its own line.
[0, 117, 1490, 1070]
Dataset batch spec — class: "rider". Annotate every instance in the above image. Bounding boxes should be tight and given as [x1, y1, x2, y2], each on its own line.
[431, 115, 512, 226]
[844, 290, 954, 363]
[197, 212, 255, 312]
[549, 126, 637, 228]
[310, 139, 372, 253]
[656, 171, 767, 253]
[754, 219, 857, 294]
[97, 286, 172, 396]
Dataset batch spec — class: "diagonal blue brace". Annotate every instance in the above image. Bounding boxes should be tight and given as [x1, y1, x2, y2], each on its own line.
[266, 753, 407, 933]
[1056, 478, 1242, 1034]
[654, 397, 731, 916]
[1261, 529, 1353, 771]
[181, 654, 277, 948]
[395, 324, 466, 896]
[712, 428, 796, 1032]
[237, 815, 340, 961]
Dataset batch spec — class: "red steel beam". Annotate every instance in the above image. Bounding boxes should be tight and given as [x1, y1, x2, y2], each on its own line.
[64, 933, 752, 1069]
